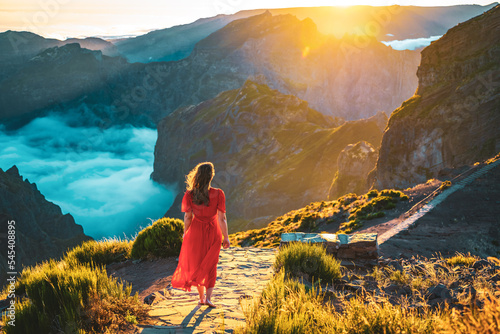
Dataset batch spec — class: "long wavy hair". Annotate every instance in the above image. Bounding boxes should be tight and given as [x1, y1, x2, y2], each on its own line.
[185, 162, 215, 206]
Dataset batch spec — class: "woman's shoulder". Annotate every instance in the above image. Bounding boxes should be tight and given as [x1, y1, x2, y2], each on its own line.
[210, 187, 225, 194]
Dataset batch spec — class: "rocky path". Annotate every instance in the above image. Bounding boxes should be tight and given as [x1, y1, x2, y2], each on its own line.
[136, 247, 276, 334]
[378, 159, 500, 245]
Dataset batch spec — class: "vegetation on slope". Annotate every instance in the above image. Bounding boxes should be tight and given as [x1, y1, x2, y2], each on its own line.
[238, 243, 500, 334]
[229, 188, 408, 247]
[0, 217, 183, 333]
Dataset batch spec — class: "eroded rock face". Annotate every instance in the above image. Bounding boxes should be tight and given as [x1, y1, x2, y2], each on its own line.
[375, 5, 500, 189]
[0, 166, 92, 288]
[329, 141, 379, 200]
[152, 81, 384, 232]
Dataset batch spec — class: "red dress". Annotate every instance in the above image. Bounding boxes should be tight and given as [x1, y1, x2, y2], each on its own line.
[171, 187, 225, 291]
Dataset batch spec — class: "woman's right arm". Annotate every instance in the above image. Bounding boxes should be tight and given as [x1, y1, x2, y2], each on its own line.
[217, 210, 230, 249]
[183, 211, 193, 237]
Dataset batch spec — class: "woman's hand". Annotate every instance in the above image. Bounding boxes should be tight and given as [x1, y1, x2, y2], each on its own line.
[222, 237, 230, 249]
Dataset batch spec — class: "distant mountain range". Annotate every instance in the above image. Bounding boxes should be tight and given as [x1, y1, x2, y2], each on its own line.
[0, 11, 419, 129]
[113, 4, 498, 63]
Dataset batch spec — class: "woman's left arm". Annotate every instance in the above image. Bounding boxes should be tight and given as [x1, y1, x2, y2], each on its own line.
[183, 211, 193, 237]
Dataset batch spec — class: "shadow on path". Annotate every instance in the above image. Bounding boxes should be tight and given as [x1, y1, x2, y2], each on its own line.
[181, 305, 215, 329]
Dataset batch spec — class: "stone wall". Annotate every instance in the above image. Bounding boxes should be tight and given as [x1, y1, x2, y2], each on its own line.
[280, 232, 379, 266]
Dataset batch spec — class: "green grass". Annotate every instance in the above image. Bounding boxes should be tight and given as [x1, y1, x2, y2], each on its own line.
[274, 242, 341, 284]
[1, 257, 148, 333]
[65, 238, 132, 267]
[237, 270, 338, 334]
[131, 217, 184, 259]
[239, 247, 500, 334]
[0, 217, 188, 332]
[445, 253, 479, 267]
[230, 189, 409, 247]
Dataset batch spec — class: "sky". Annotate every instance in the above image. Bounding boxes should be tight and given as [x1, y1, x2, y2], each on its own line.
[0, 0, 496, 39]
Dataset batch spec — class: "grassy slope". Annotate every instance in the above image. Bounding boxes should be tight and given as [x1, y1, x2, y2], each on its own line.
[230, 189, 408, 247]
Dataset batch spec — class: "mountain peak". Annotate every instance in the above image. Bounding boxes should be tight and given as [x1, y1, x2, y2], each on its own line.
[30, 43, 104, 64]
[193, 12, 308, 57]
[6, 165, 21, 178]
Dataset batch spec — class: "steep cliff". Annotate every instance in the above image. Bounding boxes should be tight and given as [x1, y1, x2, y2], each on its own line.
[152, 81, 384, 231]
[375, 5, 500, 189]
[329, 140, 380, 200]
[0, 166, 92, 287]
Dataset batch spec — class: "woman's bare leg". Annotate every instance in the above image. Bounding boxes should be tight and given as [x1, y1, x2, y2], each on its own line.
[197, 285, 205, 303]
[205, 287, 215, 307]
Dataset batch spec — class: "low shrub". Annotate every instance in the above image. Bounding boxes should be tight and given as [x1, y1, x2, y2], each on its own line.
[237, 270, 338, 333]
[131, 217, 184, 259]
[336, 296, 436, 333]
[298, 214, 317, 231]
[439, 290, 500, 333]
[439, 180, 452, 191]
[445, 253, 478, 267]
[274, 242, 341, 284]
[65, 238, 132, 267]
[349, 196, 396, 221]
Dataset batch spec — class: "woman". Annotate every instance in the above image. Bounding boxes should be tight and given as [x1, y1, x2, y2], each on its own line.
[171, 162, 230, 308]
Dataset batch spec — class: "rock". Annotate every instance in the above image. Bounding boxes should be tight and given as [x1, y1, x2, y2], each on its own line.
[143, 293, 157, 305]
[0, 166, 92, 289]
[328, 140, 381, 200]
[384, 284, 411, 296]
[489, 273, 500, 282]
[428, 297, 449, 308]
[426, 283, 452, 300]
[462, 285, 477, 298]
[472, 259, 491, 269]
[449, 281, 460, 290]
[375, 5, 500, 189]
[434, 264, 450, 273]
[386, 260, 404, 272]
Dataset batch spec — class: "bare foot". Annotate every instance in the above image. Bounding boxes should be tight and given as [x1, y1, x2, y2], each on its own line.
[205, 298, 216, 308]
[198, 298, 207, 306]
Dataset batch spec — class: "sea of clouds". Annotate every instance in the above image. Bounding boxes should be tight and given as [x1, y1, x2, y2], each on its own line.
[382, 35, 442, 50]
[0, 113, 175, 240]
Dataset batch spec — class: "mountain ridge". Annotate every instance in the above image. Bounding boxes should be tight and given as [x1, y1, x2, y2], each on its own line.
[375, 4, 500, 189]
[0, 11, 419, 129]
[0, 165, 92, 289]
[152, 80, 386, 231]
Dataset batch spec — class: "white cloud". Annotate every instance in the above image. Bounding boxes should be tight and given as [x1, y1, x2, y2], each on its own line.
[382, 35, 442, 50]
[0, 114, 175, 240]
